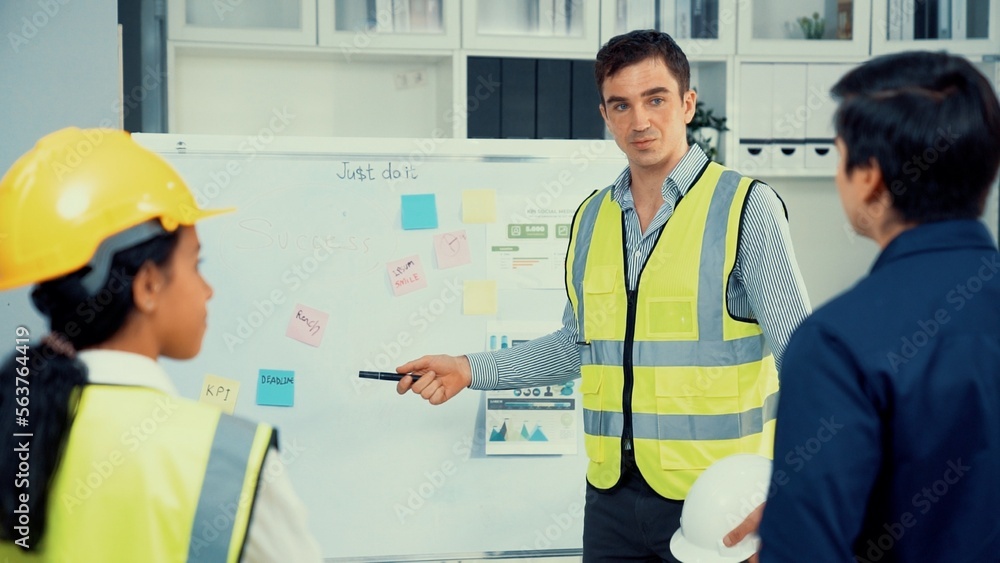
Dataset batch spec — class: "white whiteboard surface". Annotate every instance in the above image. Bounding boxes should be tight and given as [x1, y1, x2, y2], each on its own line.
[139, 134, 626, 561]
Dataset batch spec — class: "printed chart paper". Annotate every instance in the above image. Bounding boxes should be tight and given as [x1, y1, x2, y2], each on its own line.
[483, 321, 580, 455]
[486, 194, 579, 289]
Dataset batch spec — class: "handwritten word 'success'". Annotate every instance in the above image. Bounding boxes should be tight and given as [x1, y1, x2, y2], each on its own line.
[337, 161, 417, 181]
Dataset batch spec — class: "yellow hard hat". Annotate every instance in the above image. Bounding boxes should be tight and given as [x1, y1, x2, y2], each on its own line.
[0, 127, 232, 291]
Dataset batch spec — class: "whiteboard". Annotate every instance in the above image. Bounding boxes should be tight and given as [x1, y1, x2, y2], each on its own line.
[136, 134, 628, 561]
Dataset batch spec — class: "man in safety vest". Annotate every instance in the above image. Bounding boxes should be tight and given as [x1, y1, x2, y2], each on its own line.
[396, 30, 811, 561]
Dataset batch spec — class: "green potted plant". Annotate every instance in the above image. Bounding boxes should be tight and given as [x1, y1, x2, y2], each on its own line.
[797, 12, 826, 39]
[686, 99, 729, 162]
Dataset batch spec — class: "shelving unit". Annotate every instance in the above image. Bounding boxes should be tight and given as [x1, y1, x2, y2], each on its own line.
[461, 0, 602, 55]
[871, 0, 1000, 56]
[316, 0, 461, 50]
[736, 0, 872, 57]
[165, 0, 1000, 177]
[599, 0, 738, 55]
[168, 0, 317, 45]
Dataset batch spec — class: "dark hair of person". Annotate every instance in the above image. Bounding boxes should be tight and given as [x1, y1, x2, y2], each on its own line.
[831, 50, 1000, 223]
[0, 228, 180, 549]
[595, 29, 691, 102]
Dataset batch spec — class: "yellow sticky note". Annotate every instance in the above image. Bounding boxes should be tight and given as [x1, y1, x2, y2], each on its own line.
[462, 189, 497, 223]
[464, 280, 498, 315]
[200, 374, 241, 415]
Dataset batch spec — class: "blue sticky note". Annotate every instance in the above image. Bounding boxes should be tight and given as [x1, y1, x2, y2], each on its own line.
[257, 369, 295, 407]
[401, 194, 438, 230]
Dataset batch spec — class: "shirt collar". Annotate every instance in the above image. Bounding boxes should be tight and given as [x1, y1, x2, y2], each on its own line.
[611, 144, 710, 209]
[872, 220, 998, 273]
[78, 349, 178, 395]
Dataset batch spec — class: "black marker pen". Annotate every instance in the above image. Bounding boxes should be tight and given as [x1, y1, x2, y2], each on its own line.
[358, 371, 421, 382]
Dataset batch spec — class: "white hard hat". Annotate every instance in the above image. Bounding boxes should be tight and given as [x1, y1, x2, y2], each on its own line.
[670, 454, 773, 563]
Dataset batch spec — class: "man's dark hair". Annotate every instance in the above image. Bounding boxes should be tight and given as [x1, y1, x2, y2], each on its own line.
[832, 50, 1000, 223]
[595, 29, 690, 102]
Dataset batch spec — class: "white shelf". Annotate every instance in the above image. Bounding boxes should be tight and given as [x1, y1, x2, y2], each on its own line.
[167, 42, 458, 138]
[737, 0, 871, 57]
[600, 0, 737, 55]
[461, 0, 602, 55]
[167, 0, 318, 45]
[317, 0, 461, 50]
[871, 0, 1000, 56]
[161, 0, 998, 181]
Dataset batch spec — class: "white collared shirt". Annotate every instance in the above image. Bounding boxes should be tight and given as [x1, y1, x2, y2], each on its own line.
[80, 350, 323, 562]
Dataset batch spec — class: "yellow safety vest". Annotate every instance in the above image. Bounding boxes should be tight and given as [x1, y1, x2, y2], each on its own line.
[0, 385, 275, 562]
[566, 162, 779, 499]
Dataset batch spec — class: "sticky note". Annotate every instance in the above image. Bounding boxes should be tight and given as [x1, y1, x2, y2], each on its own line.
[285, 304, 329, 347]
[199, 374, 240, 415]
[433, 230, 472, 269]
[463, 280, 498, 315]
[257, 369, 295, 407]
[387, 255, 428, 296]
[401, 194, 438, 230]
[462, 189, 497, 223]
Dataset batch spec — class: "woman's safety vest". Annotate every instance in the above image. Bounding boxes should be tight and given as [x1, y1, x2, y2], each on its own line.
[0, 385, 275, 562]
[566, 162, 780, 500]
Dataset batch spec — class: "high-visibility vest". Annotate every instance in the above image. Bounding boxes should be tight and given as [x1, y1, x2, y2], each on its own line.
[0, 385, 275, 562]
[566, 161, 780, 499]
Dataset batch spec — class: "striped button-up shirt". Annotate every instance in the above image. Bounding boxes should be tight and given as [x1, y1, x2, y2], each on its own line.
[467, 145, 811, 390]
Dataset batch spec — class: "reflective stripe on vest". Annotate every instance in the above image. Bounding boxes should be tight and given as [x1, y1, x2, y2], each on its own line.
[580, 336, 764, 367]
[567, 186, 611, 344]
[566, 162, 779, 499]
[190, 414, 273, 562]
[584, 390, 778, 440]
[1, 386, 275, 563]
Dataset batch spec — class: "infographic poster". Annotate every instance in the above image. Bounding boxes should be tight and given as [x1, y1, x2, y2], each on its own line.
[484, 322, 579, 455]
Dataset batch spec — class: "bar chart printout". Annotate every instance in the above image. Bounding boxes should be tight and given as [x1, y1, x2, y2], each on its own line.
[484, 322, 579, 455]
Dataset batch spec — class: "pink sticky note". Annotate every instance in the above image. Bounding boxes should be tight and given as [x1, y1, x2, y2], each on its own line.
[433, 230, 472, 269]
[387, 255, 428, 296]
[285, 304, 330, 347]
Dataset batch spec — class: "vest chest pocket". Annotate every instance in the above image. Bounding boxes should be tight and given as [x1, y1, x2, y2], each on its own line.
[653, 365, 741, 420]
[582, 265, 620, 339]
[652, 366, 745, 471]
[644, 298, 697, 339]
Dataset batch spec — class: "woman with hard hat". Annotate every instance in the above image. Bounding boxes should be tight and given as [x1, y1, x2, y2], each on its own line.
[0, 128, 321, 562]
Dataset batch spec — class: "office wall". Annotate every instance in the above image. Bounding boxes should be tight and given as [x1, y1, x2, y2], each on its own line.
[0, 0, 119, 336]
[0, 0, 119, 170]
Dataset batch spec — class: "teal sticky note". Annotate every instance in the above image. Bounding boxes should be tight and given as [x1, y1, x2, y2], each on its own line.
[257, 369, 295, 407]
[401, 194, 438, 230]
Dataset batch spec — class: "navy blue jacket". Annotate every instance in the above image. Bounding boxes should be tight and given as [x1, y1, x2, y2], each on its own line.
[759, 220, 1000, 563]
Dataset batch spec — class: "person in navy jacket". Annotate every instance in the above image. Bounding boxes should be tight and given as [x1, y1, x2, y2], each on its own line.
[753, 51, 1000, 562]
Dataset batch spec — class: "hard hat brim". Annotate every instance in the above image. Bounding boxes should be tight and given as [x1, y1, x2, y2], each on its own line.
[669, 528, 758, 563]
[182, 206, 235, 225]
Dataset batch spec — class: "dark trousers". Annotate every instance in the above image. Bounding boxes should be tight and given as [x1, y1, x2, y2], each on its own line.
[583, 463, 684, 563]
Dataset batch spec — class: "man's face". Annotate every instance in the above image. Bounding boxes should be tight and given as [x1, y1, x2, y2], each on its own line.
[599, 57, 696, 175]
